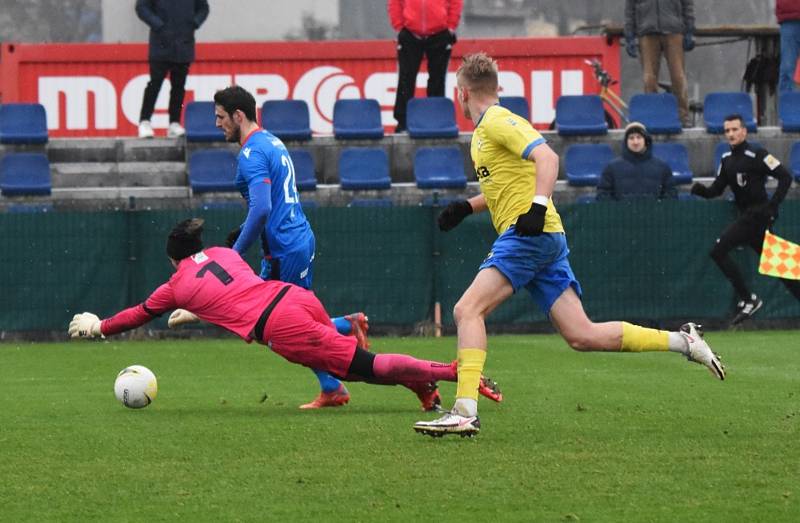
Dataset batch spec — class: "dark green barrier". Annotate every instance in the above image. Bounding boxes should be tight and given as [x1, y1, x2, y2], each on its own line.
[0, 202, 798, 332]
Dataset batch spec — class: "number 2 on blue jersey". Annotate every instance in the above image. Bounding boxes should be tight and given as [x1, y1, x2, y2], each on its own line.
[281, 155, 299, 204]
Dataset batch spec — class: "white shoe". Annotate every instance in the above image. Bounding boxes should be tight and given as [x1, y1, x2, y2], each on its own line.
[413, 410, 480, 438]
[167, 122, 186, 138]
[680, 323, 725, 380]
[138, 120, 154, 139]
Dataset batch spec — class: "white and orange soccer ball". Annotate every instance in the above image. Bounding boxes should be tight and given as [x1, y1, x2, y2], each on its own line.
[114, 365, 158, 409]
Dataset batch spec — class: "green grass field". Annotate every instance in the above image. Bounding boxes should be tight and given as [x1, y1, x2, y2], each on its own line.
[1, 331, 798, 522]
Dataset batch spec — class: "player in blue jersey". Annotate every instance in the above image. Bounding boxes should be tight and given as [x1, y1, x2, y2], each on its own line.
[169, 85, 369, 409]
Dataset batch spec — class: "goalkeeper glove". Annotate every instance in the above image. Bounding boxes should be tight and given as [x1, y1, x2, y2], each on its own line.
[225, 225, 242, 248]
[514, 203, 547, 236]
[437, 200, 473, 231]
[68, 312, 103, 339]
[168, 309, 199, 328]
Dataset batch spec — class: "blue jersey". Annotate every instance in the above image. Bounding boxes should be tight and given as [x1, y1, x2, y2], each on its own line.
[232, 129, 313, 259]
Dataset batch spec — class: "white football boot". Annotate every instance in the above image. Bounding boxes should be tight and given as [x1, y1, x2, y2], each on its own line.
[680, 322, 725, 380]
[138, 120, 154, 138]
[167, 122, 186, 138]
[413, 410, 480, 438]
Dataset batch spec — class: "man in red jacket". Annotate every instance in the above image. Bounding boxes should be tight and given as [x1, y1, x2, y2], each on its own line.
[777, 0, 800, 92]
[388, 0, 463, 133]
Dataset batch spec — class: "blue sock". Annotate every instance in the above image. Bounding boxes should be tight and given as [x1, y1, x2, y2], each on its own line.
[312, 369, 342, 393]
[331, 316, 352, 335]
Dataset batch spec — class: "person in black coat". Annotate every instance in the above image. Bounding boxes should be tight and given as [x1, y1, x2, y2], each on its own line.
[136, 0, 209, 138]
[596, 122, 677, 201]
[691, 113, 799, 325]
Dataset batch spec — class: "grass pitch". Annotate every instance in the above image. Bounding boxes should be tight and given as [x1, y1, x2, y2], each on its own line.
[0, 330, 798, 522]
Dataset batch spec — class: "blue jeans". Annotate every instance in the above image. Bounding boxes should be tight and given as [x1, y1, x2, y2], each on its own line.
[779, 21, 800, 92]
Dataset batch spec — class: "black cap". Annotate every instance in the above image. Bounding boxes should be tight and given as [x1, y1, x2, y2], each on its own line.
[166, 218, 204, 260]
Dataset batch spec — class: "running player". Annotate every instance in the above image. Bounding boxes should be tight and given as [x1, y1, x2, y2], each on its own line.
[68, 218, 502, 411]
[413, 52, 724, 438]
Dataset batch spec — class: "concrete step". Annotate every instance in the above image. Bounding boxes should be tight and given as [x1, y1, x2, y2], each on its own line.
[52, 161, 186, 188]
[46, 137, 186, 163]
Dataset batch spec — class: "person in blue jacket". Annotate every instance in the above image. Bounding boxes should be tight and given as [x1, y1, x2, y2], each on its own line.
[596, 122, 677, 201]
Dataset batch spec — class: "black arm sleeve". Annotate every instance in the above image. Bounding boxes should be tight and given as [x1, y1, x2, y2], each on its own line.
[767, 161, 792, 207]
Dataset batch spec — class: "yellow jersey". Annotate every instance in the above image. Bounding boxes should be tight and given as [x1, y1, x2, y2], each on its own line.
[471, 105, 564, 235]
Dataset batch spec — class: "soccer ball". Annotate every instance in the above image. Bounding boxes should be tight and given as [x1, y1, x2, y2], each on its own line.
[114, 365, 158, 409]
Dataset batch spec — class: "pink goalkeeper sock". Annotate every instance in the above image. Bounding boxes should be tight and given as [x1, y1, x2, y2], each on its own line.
[372, 354, 456, 383]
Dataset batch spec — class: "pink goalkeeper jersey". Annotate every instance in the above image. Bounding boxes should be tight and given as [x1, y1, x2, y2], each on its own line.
[101, 247, 286, 340]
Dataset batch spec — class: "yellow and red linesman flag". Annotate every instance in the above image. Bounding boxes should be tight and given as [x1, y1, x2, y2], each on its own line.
[759, 231, 800, 280]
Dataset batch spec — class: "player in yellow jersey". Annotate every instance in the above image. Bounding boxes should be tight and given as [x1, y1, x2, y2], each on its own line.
[413, 52, 725, 438]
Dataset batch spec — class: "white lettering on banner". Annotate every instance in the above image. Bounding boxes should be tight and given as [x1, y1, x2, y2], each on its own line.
[561, 70, 583, 95]
[531, 71, 554, 123]
[498, 71, 524, 97]
[39, 76, 117, 130]
[235, 74, 290, 110]
[364, 73, 398, 127]
[37, 66, 584, 132]
[293, 66, 361, 133]
[184, 75, 232, 104]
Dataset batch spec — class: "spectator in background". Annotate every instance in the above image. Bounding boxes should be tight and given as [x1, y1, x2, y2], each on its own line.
[690, 114, 799, 325]
[136, 0, 209, 139]
[624, 0, 695, 127]
[388, 0, 463, 133]
[777, 0, 800, 93]
[597, 122, 677, 201]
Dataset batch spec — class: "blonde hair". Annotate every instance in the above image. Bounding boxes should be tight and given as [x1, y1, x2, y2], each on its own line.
[457, 53, 499, 96]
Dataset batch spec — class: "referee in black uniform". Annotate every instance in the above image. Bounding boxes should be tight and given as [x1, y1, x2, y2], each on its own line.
[691, 113, 799, 325]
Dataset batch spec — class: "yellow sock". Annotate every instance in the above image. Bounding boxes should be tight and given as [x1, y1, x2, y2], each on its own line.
[455, 348, 486, 400]
[621, 322, 669, 352]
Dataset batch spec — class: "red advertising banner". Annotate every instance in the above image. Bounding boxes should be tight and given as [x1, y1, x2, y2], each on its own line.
[0, 37, 619, 137]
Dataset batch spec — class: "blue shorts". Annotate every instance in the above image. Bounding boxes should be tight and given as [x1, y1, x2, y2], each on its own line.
[478, 227, 582, 315]
[260, 235, 315, 290]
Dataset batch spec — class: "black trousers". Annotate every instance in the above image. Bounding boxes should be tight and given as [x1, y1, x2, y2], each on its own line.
[710, 211, 800, 301]
[393, 29, 454, 129]
[139, 61, 191, 124]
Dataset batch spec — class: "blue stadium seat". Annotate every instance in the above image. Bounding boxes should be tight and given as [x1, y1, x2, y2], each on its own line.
[262, 100, 312, 141]
[348, 197, 393, 207]
[628, 93, 682, 134]
[413, 146, 467, 189]
[778, 92, 800, 132]
[713, 141, 762, 174]
[185, 101, 225, 142]
[288, 149, 317, 191]
[564, 143, 614, 186]
[652, 142, 693, 184]
[407, 97, 459, 138]
[0, 103, 48, 144]
[703, 92, 757, 134]
[187, 149, 237, 193]
[499, 96, 530, 121]
[333, 99, 384, 139]
[0, 153, 51, 196]
[555, 95, 608, 136]
[790, 141, 800, 182]
[338, 148, 391, 190]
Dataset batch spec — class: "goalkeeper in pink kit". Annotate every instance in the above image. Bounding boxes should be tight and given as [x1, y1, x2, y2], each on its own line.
[68, 218, 502, 410]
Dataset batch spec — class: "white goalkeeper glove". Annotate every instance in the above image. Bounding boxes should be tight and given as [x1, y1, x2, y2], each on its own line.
[168, 309, 199, 328]
[68, 312, 103, 339]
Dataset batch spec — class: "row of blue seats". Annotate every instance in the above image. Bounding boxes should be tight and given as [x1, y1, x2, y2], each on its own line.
[188, 146, 466, 193]
[559, 91, 800, 135]
[7, 139, 800, 197]
[6, 90, 800, 145]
